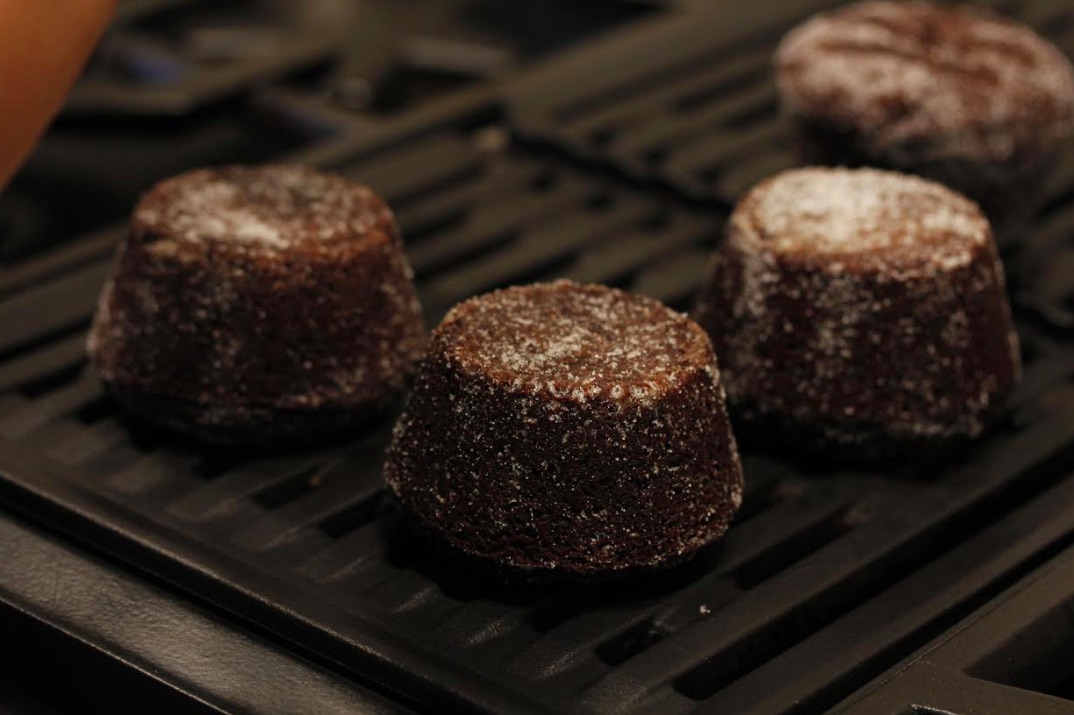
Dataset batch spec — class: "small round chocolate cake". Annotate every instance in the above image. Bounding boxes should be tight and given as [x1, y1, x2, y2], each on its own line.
[385, 280, 743, 579]
[776, 1, 1074, 241]
[694, 167, 1021, 460]
[88, 165, 426, 444]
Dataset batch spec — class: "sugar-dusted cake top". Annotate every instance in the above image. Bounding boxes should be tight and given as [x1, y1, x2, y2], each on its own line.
[777, 0, 1074, 160]
[434, 280, 716, 404]
[733, 167, 991, 272]
[131, 164, 396, 251]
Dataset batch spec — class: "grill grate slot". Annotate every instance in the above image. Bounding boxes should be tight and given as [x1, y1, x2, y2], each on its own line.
[730, 509, 856, 592]
[166, 456, 326, 522]
[846, 536, 1074, 714]
[11, 345, 87, 397]
[295, 521, 391, 585]
[230, 468, 384, 554]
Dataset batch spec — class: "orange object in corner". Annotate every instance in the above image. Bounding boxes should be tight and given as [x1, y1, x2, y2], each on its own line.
[0, 0, 117, 189]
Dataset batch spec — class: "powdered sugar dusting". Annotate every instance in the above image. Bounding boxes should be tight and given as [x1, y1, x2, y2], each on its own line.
[384, 280, 743, 575]
[88, 165, 426, 443]
[776, 1, 1074, 161]
[438, 280, 714, 404]
[746, 167, 989, 271]
[694, 166, 1021, 453]
[132, 165, 392, 250]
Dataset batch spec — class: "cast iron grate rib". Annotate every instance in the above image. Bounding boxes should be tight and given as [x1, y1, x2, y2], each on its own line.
[841, 542, 1074, 714]
[1, 1, 1074, 713]
[71, 0, 352, 117]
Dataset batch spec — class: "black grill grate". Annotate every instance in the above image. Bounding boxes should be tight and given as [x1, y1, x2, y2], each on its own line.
[2, 1, 1074, 714]
[841, 542, 1074, 714]
[0, 0, 652, 268]
[508, 0, 835, 206]
[70, 0, 351, 116]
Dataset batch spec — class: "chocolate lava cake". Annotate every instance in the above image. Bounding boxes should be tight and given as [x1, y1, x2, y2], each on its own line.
[384, 280, 743, 579]
[776, 0, 1074, 242]
[88, 165, 426, 445]
[694, 167, 1022, 460]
